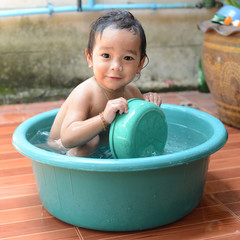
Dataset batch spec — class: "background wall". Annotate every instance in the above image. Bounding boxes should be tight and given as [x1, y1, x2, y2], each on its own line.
[0, 0, 219, 104]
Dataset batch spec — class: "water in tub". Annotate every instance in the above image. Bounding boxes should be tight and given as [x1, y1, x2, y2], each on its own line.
[30, 122, 208, 159]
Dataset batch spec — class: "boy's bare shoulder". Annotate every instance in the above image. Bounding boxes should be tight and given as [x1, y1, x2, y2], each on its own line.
[68, 78, 96, 102]
[126, 83, 143, 99]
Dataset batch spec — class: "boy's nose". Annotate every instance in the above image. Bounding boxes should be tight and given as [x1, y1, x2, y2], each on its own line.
[111, 60, 123, 71]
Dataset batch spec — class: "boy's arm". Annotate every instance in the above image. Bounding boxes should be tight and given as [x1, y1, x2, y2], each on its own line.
[60, 87, 128, 149]
[60, 88, 103, 148]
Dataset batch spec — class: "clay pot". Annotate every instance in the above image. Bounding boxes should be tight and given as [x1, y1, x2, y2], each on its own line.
[202, 29, 240, 128]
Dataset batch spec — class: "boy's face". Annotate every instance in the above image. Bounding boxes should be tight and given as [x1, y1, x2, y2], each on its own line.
[86, 26, 145, 91]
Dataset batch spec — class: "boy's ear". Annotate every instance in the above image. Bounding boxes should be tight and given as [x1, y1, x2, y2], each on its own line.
[85, 48, 93, 69]
[137, 56, 146, 74]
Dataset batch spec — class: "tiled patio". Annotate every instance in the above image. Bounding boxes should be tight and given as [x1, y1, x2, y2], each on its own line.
[1, 91, 240, 239]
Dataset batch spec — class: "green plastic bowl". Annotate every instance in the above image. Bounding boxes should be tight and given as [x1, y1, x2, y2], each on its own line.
[12, 104, 228, 231]
[109, 99, 168, 158]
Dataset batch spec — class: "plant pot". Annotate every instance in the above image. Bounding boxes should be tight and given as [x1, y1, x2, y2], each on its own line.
[200, 21, 240, 128]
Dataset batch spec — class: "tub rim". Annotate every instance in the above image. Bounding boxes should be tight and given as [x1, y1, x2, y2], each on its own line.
[12, 104, 228, 172]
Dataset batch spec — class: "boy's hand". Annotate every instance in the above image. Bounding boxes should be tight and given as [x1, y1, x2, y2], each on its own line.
[103, 97, 128, 124]
[143, 92, 162, 107]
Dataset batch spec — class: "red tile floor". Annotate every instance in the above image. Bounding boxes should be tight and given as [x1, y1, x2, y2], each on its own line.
[1, 91, 240, 239]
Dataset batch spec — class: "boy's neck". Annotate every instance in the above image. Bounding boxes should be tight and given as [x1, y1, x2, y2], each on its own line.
[95, 78, 125, 100]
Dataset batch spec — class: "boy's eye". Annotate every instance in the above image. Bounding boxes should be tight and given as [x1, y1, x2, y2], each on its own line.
[124, 56, 134, 61]
[102, 53, 110, 58]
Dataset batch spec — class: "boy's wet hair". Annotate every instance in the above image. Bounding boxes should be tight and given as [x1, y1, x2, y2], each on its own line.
[87, 10, 147, 61]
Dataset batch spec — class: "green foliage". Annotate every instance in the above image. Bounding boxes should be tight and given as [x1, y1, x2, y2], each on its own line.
[225, 0, 240, 8]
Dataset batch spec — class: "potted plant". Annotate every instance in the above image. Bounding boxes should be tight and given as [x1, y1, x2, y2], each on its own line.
[200, 0, 240, 128]
[225, 0, 240, 8]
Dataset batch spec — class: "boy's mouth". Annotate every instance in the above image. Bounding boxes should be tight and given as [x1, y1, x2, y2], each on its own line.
[107, 76, 122, 80]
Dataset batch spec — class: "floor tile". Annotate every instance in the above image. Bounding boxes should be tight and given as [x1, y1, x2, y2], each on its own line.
[0, 158, 31, 169]
[213, 190, 240, 205]
[0, 194, 41, 211]
[79, 218, 240, 240]
[0, 205, 51, 224]
[0, 184, 37, 198]
[0, 229, 80, 240]
[207, 168, 240, 182]
[0, 217, 74, 239]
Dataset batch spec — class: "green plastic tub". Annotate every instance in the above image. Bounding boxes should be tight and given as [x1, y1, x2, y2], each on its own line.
[12, 104, 228, 231]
